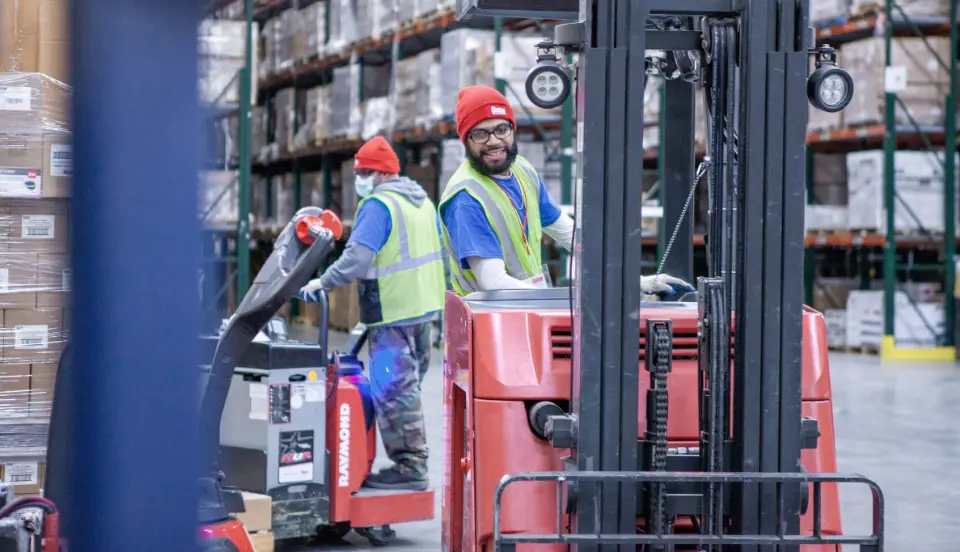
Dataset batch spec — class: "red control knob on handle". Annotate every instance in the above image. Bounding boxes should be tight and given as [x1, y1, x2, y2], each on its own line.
[296, 210, 343, 244]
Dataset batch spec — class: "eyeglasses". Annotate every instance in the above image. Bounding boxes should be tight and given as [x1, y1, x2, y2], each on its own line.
[467, 123, 514, 144]
[355, 169, 375, 178]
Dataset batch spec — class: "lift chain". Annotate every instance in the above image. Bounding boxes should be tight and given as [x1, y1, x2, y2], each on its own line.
[655, 158, 710, 277]
[644, 319, 674, 547]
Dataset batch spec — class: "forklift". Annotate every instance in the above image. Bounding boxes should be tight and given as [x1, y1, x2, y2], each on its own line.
[442, 0, 885, 550]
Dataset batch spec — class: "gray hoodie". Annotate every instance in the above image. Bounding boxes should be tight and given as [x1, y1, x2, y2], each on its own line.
[318, 177, 441, 291]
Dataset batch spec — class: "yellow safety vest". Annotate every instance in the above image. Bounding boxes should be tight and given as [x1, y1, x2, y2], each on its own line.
[356, 190, 445, 326]
[438, 156, 543, 296]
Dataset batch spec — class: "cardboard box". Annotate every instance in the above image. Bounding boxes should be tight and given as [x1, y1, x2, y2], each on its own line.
[0, 364, 30, 419]
[1, 0, 71, 84]
[0, 73, 70, 132]
[38, 0, 69, 83]
[842, 36, 952, 128]
[2, 307, 62, 364]
[249, 531, 275, 552]
[0, 131, 67, 199]
[236, 492, 272, 533]
[0, 253, 38, 308]
[36, 253, 68, 307]
[3, 198, 68, 252]
[0, 458, 45, 496]
[27, 363, 54, 418]
[328, 281, 360, 331]
[846, 150, 960, 234]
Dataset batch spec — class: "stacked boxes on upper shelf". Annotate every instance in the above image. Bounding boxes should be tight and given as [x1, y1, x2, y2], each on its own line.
[199, 19, 259, 106]
[439, 29, 558, 121]
[842, 36, 952, 129]
[0, 71, 72, 496]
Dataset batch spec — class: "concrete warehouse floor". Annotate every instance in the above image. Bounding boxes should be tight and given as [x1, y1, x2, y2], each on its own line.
[281, 327, 960, 551]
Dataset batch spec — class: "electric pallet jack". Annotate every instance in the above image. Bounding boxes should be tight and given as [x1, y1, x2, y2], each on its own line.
[443, 0, 886, 551]
[46, 207, 434, 551]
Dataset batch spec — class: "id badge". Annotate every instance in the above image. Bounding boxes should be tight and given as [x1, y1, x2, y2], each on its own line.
[523, 264, 554, 289]
[524, 273, 549, 288]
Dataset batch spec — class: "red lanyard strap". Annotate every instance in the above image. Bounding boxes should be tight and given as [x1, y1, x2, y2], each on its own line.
[492, 174, 531, 254]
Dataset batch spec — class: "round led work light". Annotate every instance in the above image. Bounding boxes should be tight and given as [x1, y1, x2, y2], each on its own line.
[525, 40, 571, 110]
[806, 45, 854, 113]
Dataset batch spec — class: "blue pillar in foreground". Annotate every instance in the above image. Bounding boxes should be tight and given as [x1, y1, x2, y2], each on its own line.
[68, 1, 201, 550]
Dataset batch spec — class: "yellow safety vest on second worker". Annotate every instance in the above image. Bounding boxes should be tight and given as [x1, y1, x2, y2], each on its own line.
[438, 156, 544, 296]
[356, 190, 445, 326]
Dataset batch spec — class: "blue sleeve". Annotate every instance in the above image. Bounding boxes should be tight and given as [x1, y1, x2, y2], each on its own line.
[347, 199, 392, 253]
[538, 177, 562, 227]
[439, 191, 504, 269]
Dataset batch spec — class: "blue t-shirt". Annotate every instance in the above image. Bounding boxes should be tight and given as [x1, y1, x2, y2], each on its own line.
[348, 197, 443, 253]
[439, 173, 561, 269]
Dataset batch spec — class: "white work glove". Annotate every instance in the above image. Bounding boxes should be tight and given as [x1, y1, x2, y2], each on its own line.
[640, 274, 696, 297]
[298, 278, 326, 303]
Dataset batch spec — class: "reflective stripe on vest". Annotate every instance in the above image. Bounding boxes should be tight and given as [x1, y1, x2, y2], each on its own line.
[364, 193, 443, 279]
[439, 156, 542, 295]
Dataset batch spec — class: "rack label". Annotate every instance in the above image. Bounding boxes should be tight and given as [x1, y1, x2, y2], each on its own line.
[0, 168, 42, 198]
[15, 325, 48, 349]
[0, 87, 31, 111]
[21, 215, 54, 239]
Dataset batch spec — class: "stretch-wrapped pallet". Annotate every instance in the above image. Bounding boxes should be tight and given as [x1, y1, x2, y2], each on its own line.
[0, 72, 73, 496]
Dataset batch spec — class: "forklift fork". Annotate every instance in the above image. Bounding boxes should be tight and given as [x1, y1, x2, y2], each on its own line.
[491, 470, 885, 551]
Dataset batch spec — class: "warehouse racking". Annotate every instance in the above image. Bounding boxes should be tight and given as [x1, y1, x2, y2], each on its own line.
[804, 0, 958, 360]
[198, 0, 959, 358]
[198, 0, 581, 326]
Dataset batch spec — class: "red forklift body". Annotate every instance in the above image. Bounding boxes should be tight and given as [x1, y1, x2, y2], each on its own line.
[441, 292, 842, 551]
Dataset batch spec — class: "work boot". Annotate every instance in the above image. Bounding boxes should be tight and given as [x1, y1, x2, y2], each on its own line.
[362, 466, 428, 491]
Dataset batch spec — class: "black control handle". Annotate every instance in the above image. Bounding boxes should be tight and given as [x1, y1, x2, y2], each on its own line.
[316, 288, 330, 364]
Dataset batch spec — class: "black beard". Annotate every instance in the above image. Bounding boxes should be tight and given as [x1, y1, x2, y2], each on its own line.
[466, 141, 518, 177]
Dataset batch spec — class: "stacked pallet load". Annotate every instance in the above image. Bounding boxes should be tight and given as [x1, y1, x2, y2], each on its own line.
[0, 0, 73, 498]
[0, 71, 72, 497]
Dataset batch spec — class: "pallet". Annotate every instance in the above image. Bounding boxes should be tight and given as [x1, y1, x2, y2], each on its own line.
[845, 344, 880, 355]
[849, 2, 883, 19]
[318, 134, 363, 151]
[399, 6, 457, 34]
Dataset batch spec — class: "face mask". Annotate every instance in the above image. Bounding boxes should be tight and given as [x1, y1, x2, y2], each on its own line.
[355, 174, 375, 197]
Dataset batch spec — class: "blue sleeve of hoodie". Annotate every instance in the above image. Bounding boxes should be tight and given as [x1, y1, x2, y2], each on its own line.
[348, 199, 393, 253]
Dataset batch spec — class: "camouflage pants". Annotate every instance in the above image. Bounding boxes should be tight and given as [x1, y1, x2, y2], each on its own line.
[368, 322, 432, 479]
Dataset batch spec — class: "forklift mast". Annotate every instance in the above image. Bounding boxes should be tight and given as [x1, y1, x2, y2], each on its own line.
[457, 0, 884, 550]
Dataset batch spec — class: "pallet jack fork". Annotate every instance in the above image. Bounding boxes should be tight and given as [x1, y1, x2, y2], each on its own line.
[455, 0, 886, 550]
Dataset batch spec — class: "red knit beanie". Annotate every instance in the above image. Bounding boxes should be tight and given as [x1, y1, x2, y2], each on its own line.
[455, 85, 516, 142]
[353, 136, 400, 174]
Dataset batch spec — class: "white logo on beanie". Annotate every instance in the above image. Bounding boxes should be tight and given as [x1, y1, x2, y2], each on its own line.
[354, 158, 360, 167]
[491, 106, 507, 116]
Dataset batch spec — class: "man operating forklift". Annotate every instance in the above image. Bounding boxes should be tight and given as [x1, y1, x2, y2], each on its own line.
[299, 135, 445, 491]
[439, 84, 695, 295]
